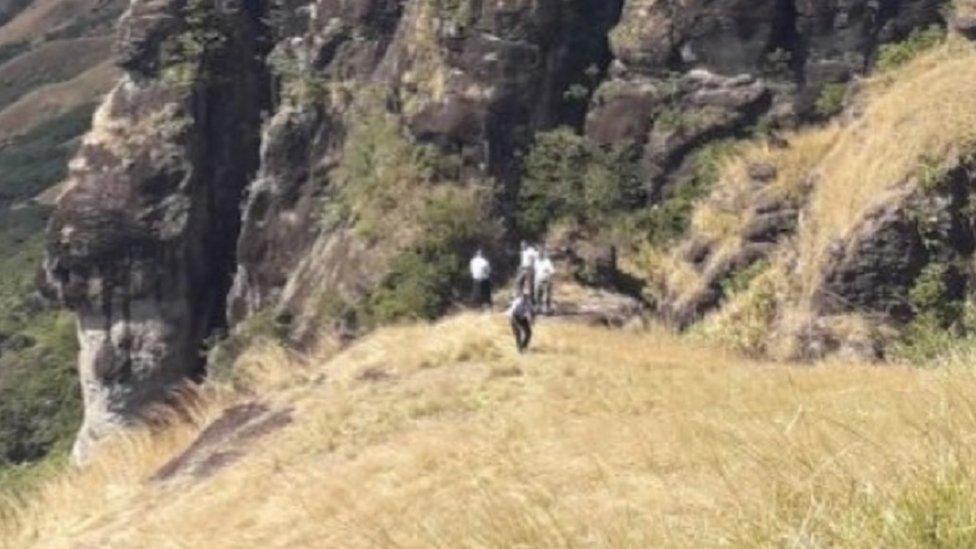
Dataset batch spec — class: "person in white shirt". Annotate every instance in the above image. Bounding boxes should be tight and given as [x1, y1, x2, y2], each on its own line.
[515, 240, 539, 303]
[506, 289, 534, 353]
[534, 250, 555, 315]
[469, 249, 492, 310]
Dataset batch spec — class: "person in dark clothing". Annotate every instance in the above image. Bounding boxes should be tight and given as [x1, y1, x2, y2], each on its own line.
[507, 290, 534, 353]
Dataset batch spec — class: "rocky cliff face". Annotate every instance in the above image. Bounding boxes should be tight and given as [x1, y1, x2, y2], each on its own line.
[588, 0, 942, 195]
[42, 0, 268, 461]
[43, 0, 949, 459]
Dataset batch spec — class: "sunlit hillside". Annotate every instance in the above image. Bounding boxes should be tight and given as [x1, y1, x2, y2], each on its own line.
[4, 312, 976, 547]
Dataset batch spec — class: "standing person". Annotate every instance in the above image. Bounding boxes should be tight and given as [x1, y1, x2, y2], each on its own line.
[507, 290, 535, 353]
[534, 250, 555, 315]
[469, 249, 492, 310]
[515, 240, 539, 302]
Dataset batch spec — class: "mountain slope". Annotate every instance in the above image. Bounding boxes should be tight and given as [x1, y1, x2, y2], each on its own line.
[649, 34, 976, 360]
[4, 312, 976, 547]
[39, 0, 957, 461]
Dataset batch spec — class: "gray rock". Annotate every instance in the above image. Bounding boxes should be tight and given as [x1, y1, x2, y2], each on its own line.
[43, 0, 268, 463]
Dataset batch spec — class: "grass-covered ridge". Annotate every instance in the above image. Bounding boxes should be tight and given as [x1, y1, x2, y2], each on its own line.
[6, 312, 976, 546]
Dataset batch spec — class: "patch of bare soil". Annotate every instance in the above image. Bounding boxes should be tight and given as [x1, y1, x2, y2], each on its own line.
[152, 402, 294, 483]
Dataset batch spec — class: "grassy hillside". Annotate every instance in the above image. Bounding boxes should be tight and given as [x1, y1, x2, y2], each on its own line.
[3, 312, 976, 547]
[643, 33, 976, 359]
[0, 105, 92, 479]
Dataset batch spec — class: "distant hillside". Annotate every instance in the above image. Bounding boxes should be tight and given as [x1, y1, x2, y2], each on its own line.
[0, 0, 121, 479]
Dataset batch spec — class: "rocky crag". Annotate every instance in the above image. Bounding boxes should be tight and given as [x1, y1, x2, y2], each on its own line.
[42, 0, 953, 460]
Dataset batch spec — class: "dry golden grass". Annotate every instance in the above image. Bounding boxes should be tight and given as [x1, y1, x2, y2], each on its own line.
[957, 0, 976, 20]
[5, 314, 976, 547]
[653, 35, 976, 352]
[797, 37, 976, 297]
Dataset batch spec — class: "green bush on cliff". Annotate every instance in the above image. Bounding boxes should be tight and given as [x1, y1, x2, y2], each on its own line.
[517, 128, 643, 238]
[891, 262, 976, 365]
[608, 140, 736, 249]
[430, 0, 476, 30]
[877, 25, 946, 72]
[161, 0, 229, 90]
[815, 82, 848, 118]
[367, 186, 500, 323]
[267, 47, 329, 106]
[335, 107, 501, 324]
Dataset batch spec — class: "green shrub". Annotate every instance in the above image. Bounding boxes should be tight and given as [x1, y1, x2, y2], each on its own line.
[367, 187, 501, 323]
[615, 140, 736, 248]
[814, 82, 848, 118]
[335, 107, 501, 324]
[891, 262, 968, 365]
[721, 260, 770, 297]
[517, 128, 643, 237]
[431, 0, 476, 29]
[0, 311, 81, 466]
[161, 0, 229, 90]
[877, 25, 946, 72]
[206, 309, 292, 384]
[335, 111, 436, 240]
[891, 313, 961, 366]
[917, 154, 951, 193]
[910, 262, 963, 327]
[267, 47, 329, 105]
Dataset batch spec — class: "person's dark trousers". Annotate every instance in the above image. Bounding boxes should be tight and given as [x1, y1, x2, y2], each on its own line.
[510, 315, 532, 352]
[478, 279, 493, 309]
[471, 279, 482, 305]
[535, 280, 552, 314]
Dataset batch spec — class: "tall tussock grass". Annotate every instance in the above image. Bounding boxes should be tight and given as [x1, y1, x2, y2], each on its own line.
[4, 314, 976, 547]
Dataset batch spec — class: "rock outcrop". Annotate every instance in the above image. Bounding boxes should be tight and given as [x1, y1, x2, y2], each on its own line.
[42, 0, 269, 461]
[228, 0, 625, 337]
[41, 0, 951, 458]
[588, 0, 943, 194]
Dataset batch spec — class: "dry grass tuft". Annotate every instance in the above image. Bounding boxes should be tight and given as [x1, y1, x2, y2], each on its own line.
[6, 314, 976, 547]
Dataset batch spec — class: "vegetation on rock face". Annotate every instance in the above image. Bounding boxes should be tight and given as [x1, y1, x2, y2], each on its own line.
[161, 0, 230, 90]
[333, 108, 502, 324]
[814, 82, 848, 118]
[267, 46, 329, 106]
[516, 128, 644, 239]
[646, 34, 976, 360]
[876, 25, 947, 72]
